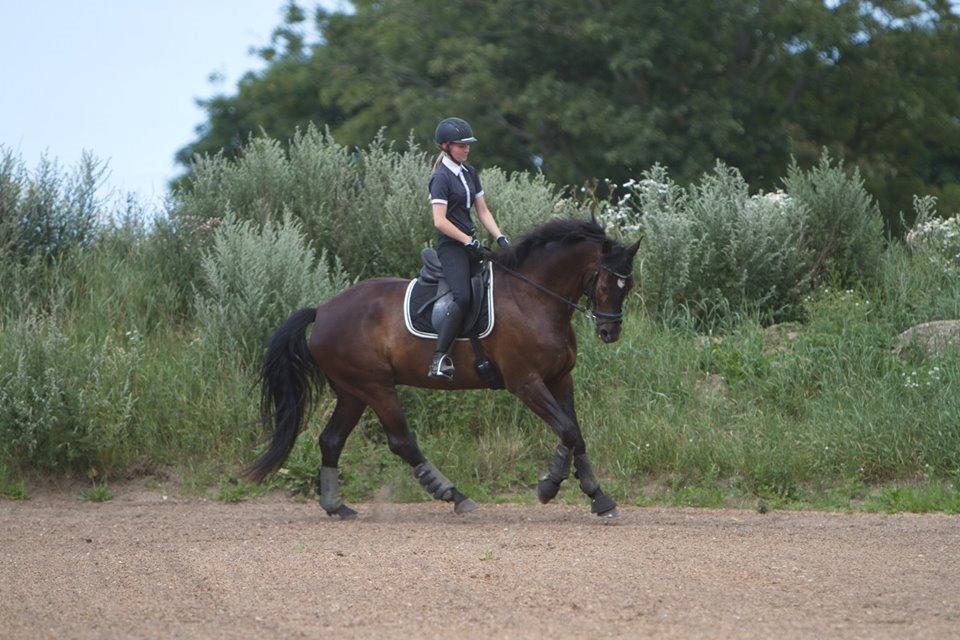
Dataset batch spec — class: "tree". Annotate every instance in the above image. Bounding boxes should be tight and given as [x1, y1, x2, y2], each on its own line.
[175, 0, 960, 228]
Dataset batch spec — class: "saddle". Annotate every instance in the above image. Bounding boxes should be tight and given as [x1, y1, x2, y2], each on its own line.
[403, 249, 503, 389]
[405, 248, 494, 340]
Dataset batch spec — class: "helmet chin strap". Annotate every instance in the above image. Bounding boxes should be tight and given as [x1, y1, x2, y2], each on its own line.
[440, 147, 462, 164]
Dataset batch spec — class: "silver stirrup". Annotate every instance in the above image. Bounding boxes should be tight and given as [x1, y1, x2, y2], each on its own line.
[429, 353, 455, 380]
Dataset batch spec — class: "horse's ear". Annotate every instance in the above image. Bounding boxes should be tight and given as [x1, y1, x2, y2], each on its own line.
[627, 236, 643, 258]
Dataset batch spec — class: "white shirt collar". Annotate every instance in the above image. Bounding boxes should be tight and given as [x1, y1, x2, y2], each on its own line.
[442, 155, 468, 176]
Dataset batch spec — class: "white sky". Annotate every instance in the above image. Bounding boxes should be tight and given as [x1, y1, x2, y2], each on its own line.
[0, 1, 341, 206]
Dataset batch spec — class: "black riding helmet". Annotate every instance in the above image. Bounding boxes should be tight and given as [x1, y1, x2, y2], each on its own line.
[435, 117, 477, 145]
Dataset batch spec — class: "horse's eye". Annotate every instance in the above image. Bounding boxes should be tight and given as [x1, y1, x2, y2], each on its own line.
[617, 278, 626, 289]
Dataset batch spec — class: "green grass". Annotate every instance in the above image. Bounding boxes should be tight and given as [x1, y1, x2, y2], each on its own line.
[0, 464, 28, 500]
[79, 482, 114, 503]
[216, 478, 267, 503]
[1, 480, 28, 501]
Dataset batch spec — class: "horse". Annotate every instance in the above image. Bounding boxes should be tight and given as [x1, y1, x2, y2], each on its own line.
[247, 217, 641, 519]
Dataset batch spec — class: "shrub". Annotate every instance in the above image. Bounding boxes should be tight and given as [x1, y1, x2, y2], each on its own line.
[783, 149, 885, 285]
[905, 195, 960, 271]
[174, 126, 567, 281]
[0, 311, 142, 472]
[0, 147, 106, 259]
[194, 212, 350, 365]
[479, 167, 572, 237]
[876, 197, 960, 330]
[613, 163, 808, 323]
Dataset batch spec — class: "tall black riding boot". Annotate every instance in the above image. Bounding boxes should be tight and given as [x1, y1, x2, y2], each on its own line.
[428, 303, 465, 380]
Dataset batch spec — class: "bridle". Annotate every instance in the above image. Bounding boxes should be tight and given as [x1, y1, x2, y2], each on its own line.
[488, 259, 629, 324]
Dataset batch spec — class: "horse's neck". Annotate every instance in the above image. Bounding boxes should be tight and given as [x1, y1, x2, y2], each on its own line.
[514, 243, 598, 306]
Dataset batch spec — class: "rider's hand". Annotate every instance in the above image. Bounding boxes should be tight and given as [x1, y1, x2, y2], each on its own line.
[496, 235, 510, 248]
[464, 238, 484, 260]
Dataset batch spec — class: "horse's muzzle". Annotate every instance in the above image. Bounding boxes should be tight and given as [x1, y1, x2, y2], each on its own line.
[596, 321, 621, 343]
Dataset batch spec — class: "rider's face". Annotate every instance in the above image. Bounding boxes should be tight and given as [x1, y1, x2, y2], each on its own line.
[447, 142, 470, 163]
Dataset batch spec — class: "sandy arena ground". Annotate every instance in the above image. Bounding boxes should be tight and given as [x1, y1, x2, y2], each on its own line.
[1, 490, 958, 639]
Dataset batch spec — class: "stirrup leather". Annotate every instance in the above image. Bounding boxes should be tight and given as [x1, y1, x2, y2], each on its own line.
[428, 352, 455, 380]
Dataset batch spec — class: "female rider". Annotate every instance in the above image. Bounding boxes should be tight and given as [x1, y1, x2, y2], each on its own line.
[427, 117, 509, 380]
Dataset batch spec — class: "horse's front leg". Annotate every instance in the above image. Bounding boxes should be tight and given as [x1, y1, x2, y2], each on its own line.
[515, 375, 618, 517]
[536, 375, 574, 504]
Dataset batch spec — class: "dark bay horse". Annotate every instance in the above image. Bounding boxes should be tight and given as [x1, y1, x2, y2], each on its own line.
[247, 217, 641, 519]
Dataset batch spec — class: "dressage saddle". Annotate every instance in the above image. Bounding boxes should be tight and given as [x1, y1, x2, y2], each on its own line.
[416, 248, 490, 337]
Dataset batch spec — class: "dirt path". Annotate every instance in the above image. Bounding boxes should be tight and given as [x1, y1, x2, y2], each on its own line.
[2, 491, 958, 639]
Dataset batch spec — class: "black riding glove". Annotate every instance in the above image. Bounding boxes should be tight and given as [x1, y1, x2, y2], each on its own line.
[464, 238, 484, 261]
[496, 235, 510, 248]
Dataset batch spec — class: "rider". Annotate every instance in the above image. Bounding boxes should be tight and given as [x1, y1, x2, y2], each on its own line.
[427, 117, 509, 380]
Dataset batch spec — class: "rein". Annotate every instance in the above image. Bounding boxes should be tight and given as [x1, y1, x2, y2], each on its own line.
[488, 258, 626, 323]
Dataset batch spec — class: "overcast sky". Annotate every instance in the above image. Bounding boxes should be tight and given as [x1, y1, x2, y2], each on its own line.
[0, 1, 341, 206]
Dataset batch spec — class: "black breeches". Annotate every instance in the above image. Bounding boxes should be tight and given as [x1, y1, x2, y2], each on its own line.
[436, 241, 472, 315]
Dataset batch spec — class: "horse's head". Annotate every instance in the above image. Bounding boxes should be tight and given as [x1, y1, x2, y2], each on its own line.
[588, 237, 641, 343]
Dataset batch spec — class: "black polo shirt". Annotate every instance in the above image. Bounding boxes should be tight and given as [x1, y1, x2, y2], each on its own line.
[428, 156, 484, 240]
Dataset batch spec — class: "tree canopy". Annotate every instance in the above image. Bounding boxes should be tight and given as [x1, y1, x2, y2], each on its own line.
[176, 0, 960, 227]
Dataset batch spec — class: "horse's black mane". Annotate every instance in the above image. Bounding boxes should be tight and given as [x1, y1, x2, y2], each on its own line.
[493, 217, 634, 272]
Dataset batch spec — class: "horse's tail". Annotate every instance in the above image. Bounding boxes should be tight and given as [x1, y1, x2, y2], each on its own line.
[246, 307, 325, 483]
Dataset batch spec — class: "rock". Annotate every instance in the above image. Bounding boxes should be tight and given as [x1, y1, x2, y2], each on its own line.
[895, 320, 960, 358]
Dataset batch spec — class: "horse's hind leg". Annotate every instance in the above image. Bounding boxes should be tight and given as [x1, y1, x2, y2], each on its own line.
[367, 387, 478, 515]
[317, 390, 366, 519]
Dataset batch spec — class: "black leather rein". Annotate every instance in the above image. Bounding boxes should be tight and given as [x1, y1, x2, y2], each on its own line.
[488, 258, 627, 323]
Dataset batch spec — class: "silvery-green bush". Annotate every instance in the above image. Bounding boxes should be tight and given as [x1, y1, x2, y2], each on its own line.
[0, 147, 106, 259]
[478, 167, 573, 237]
[195, 212, 350, 365]
[174, 126, 563, 280]
[783, 150, 885, 285]
[0, 311, 142, 471]
[606, 163, 808, 322]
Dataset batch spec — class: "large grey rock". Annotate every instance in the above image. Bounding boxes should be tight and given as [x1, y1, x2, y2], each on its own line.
[895, 320, 960, 358]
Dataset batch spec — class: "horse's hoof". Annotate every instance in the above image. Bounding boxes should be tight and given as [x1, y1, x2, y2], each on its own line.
[454, 498, 478, 514]
[598, 508, 620, 523]
[328, 504, 358, 520]
[590, 492, 617, 516]
[536, 478, 560, 504]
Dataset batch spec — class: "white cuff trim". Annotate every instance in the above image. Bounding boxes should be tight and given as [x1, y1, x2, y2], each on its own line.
[430, 198, 448, 204]
[475, 191, 485, 199]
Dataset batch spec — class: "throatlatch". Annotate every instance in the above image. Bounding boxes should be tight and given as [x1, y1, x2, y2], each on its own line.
[537, 444, 571, 503]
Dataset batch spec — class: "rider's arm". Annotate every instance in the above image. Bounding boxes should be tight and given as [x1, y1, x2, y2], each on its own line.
[474, 195, 503, 240]
[432, 202, 473, 244]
